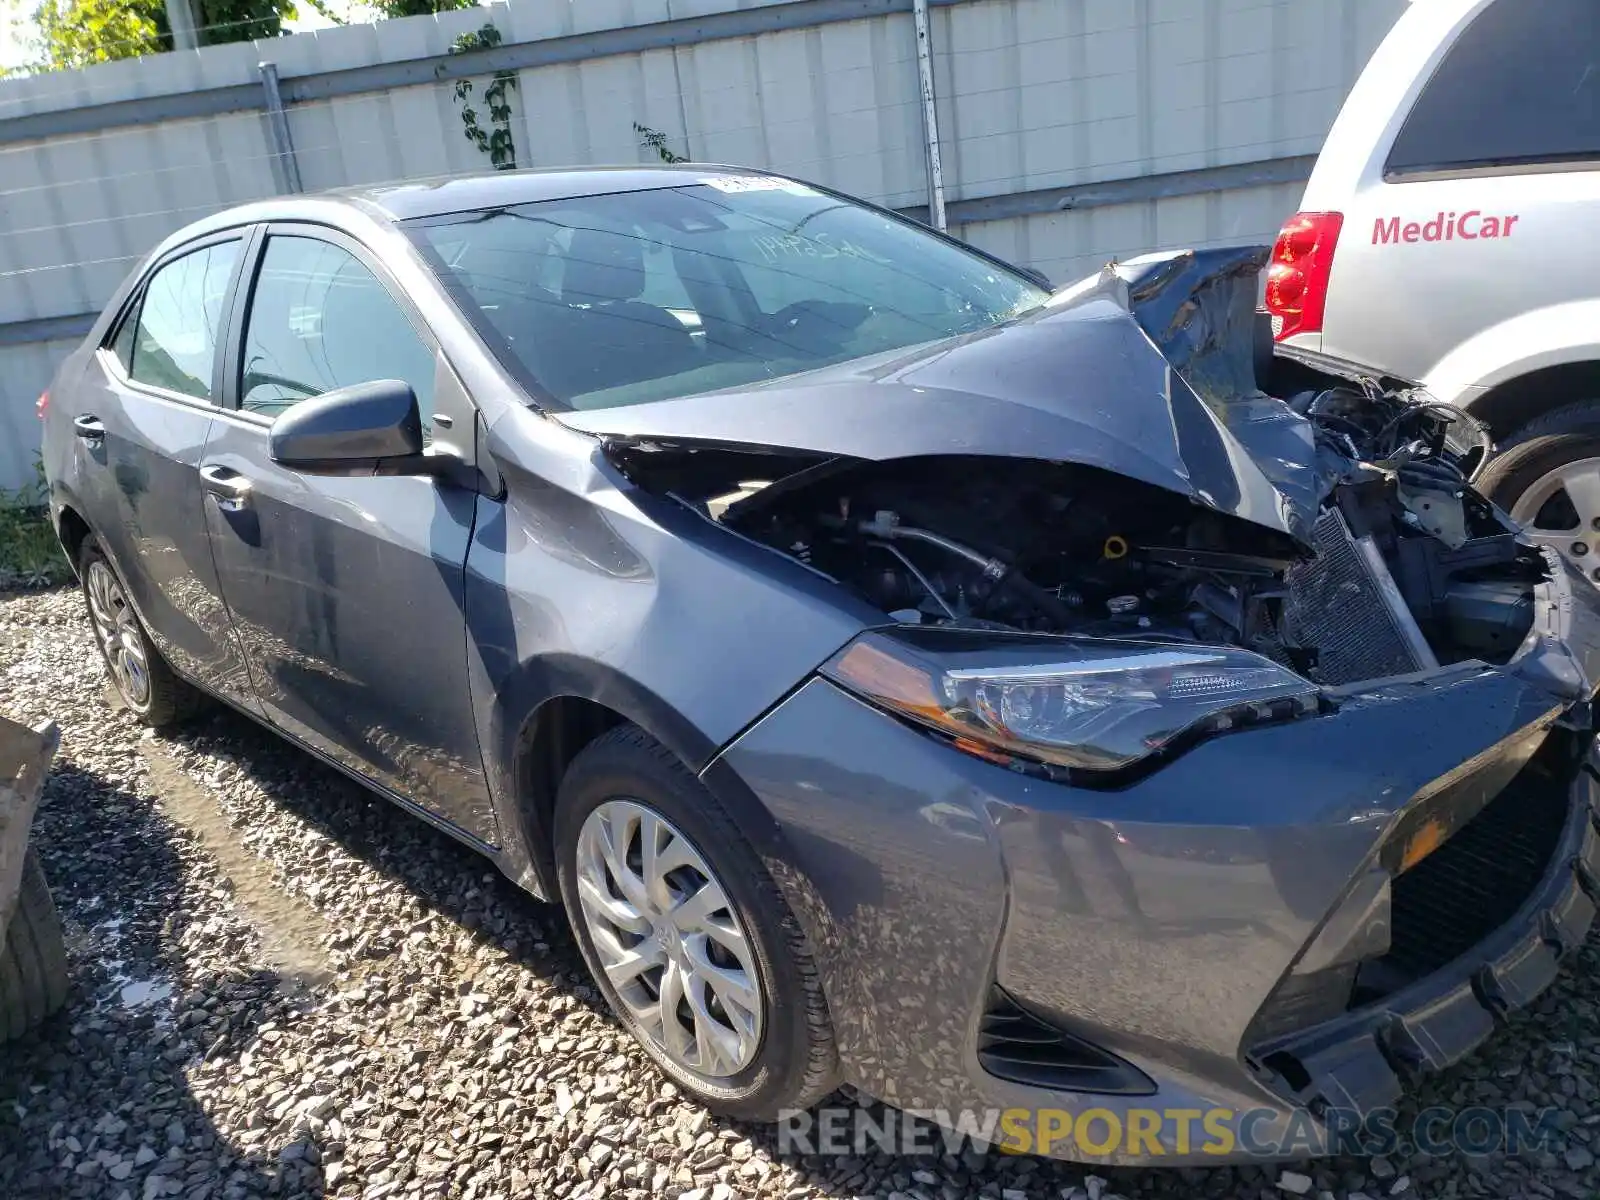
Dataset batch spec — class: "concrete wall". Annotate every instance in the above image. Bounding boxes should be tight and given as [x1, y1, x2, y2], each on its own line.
[0, 0, 1406, 489]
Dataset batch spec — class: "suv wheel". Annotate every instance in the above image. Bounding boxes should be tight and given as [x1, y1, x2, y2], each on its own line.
[1478, 401, 1600, 584]
[553, 725, 838, 1119]
[78, 537, 207, 728]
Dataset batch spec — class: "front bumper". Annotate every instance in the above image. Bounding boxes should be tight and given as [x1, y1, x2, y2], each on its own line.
[710, 570, 1600, 1164]
[1248, 737, 1599, 1118]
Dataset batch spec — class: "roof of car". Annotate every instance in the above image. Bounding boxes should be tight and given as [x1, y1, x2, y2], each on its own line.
[334, 163, 774, 221]
[142, 164, 790, 279]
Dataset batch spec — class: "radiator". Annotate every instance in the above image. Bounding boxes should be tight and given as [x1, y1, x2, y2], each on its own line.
[1284, 508, 1438, 686]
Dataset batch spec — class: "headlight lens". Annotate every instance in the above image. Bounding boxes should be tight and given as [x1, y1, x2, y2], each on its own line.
[821, 632, 1320, 772]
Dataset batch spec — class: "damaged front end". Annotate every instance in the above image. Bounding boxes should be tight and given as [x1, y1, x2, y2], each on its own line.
[560, 245, 1600, 1146]
[588, 247, 1600, 780]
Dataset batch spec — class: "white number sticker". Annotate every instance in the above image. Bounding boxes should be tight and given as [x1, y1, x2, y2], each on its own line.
[700, 175, 816, 196]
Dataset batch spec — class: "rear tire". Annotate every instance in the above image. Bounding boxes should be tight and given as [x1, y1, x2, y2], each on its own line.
[554, 725, 838, 1119]
[0, 849, 68, 1041]
[78, 536, 207, 729]
[1478, 401, 1600, 582]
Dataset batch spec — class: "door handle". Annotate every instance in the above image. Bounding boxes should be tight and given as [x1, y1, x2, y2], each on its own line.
[200, 465, 252, 511]
[73, 415, 105, 441]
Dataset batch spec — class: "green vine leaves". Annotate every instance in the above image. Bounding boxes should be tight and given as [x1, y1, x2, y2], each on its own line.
[445, 29, 686, 174]
[634, 122, 686, 164]
[450, 23, 518, 171]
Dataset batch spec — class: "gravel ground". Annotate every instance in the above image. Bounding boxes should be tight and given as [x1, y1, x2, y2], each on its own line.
[2, 584, 1599, 1200]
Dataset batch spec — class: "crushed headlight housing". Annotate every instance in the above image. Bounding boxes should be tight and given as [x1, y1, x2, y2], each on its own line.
[821, 631, 1321, 772]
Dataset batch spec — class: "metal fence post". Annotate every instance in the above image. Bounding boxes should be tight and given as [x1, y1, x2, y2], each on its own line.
[165, 0, 199, 51]
[259, 62, 303, 195]
[911, 0, 948, 231]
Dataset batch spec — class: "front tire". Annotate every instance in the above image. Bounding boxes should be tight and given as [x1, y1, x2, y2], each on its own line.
[78, 536, 207, 728]
[554, 725, 838, 1119]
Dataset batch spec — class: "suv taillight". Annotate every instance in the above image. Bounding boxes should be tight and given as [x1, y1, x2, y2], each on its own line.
[1264, 211, 1343, 341]
[35, 390, 49, 420]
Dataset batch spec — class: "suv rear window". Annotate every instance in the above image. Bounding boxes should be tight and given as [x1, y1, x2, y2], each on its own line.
[1386, 0, 1600, 177]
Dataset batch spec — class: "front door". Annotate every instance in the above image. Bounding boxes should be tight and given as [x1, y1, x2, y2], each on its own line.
[201, 227, 497, 843]
[72, 233, 260, 711]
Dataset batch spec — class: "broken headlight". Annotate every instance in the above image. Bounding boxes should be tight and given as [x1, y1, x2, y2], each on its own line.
[821, 632, 1320, 772]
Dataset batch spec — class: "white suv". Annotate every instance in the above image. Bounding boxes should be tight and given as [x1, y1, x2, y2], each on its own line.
[1266, 0, 1600, 580]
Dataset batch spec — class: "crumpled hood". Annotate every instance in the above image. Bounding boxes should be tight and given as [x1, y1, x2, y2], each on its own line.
[557, 245, 1330, 544]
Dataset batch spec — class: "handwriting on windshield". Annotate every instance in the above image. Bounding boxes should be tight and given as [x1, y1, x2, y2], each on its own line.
[751, 233, 889, 266]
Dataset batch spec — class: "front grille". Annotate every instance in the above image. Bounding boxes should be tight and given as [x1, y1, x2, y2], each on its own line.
[977, 989, 1153, 1095]
[1355, 761, 1571, 1000]
[1284, 508, 1432, 685]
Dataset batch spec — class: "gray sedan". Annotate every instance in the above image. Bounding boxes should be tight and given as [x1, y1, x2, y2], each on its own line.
[38, 166, 1600, 1163]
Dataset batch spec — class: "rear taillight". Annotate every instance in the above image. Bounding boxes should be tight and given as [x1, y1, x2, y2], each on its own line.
[1264, 211, 1343, 341]
[35, 390, 49, 420]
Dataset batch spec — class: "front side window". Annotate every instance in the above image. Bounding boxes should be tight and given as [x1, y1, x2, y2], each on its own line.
[1386, 0, 1600, 176]
[126, 240, 240, 402]
[239, 235, 436, 420]
[408, 178, 1046, 410]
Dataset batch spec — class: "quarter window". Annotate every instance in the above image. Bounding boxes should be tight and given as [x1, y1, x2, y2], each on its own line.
[1386, 0, 1600, 176]
[110, 301, 139, 373]
[239, 235, 436, 420]
[126, 241, 240, 402]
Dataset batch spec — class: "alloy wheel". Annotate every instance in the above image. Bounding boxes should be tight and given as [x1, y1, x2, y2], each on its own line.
[574, 799, 764, 1079]
[1510, 456, 1600, 581]
[85, 560, 151, 709]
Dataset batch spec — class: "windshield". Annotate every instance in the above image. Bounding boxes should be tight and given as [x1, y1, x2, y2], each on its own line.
[407, 177, 1048, 410]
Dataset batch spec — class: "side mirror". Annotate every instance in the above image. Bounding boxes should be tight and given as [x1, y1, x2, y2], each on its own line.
[268, 380, 427, 475]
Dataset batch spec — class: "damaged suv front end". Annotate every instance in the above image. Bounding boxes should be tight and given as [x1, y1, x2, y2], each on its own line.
[554, 244, 1600, 1162]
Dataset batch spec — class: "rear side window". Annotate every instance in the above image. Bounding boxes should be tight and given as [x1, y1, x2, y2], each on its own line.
[126, 241, 241, 402]
[238, 235, 436, 421]
[1386, 0, 1600, 176]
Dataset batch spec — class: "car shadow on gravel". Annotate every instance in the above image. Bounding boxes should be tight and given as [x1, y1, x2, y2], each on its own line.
[0, 759, 324, 1200]
[160, 706, 608, 1016]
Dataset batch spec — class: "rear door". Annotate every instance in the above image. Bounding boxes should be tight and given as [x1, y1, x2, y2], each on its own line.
[1319, 0, 1600, 381]
[66, 232, 261, 711]
[200, 225, 497, 842]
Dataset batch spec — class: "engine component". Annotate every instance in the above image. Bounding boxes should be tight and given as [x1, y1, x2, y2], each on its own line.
[1392, 453, 1470, 549]
[1442, 581, 1534, 659]
[1283, 509, 1439, 685]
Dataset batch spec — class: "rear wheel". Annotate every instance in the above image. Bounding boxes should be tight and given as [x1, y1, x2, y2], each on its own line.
[554, 725, 838, 1119]
[0, 849, 68, 1041]
[1478, 401, 1600, 584]
[78, 537, 207, 728]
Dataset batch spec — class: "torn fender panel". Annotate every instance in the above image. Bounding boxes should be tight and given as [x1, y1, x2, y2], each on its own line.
[1114, 246, 1329, 541]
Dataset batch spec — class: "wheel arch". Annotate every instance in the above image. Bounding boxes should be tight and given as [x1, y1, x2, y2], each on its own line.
[54, 502, 92, 580]
[1423, 301, 1600, 435]
[1469, 361, 1600, 441]
[491, 654, 723, 900]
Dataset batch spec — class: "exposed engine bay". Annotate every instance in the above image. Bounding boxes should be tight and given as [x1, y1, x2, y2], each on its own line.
[610, 378, 1550, 689]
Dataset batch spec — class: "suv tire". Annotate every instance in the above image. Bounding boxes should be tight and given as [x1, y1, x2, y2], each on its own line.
[1478, 402, 1600, 581]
